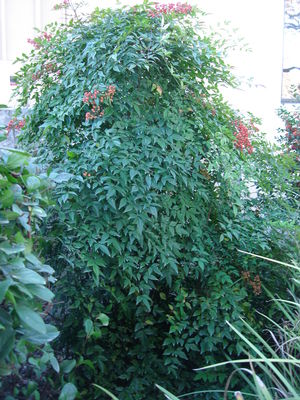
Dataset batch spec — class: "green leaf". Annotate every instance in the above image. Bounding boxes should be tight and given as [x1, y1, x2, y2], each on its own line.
[137, 218, 143, 235]
[12, 268, 45, 285]
[6, 153, 28, 169]
[32, 206, 47, 218]
[98, 244, 110, 257]
[0, 328, 15, 360]
[84, 318, 94, 336]
[25, 253, 41, 266]
[59, 383, 78, 400]
[0, 241, 25, 255]
[0, 279, 11, 303]
[50, 172, 73, 183]
[119, 198, 127, 209]
[0, 189, 14, 208]
[208, 321, 214, 336]
[22, 324, 59, 344]
[26, 176, 41, 190]
[60, 359, 76, 374]
[15, 304, 46, 334]
[130, 169, 138, 180]
[1, 211, 20, 220]
[2, 148, 30, 156]
[50, 355, 60, 373]
[97, 313, 109, 326]
[67, 151, 77, 159]
[26, 285, 54, 302]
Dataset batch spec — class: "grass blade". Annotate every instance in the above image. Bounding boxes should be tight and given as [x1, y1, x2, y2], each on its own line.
[237, 249, 298, 270]
[93, 384, 120, 400]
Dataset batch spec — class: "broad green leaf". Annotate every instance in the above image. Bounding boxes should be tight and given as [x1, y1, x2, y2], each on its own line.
[0, 241, 25, 255]
[97, 313, 109, 326]
[26, 176, 41, 190]
[84, 318, 94, 336]
[0, 279, 11, 302]
[26, 285, 54, 302]
[0, 211, 20, 220]
[22, 324, 59, 344]
[61, 359, 76, 374]
[98, 244, 110, 257]
[12, 268, 45, 285]
[50, 355, 60, 373]
[59, 383, 78, 400]
[6, 153, 28, 169]
[0, 189, 14, 208]
[25, 253, 41, 266]
[15, 304, 46, 334]
[32, 206, 47, 218]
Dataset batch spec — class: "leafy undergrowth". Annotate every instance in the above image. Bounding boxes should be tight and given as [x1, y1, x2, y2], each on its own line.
[96, 254, 300, 400]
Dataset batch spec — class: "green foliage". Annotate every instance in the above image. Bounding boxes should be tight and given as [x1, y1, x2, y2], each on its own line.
[0, 142, 59, 377]
[0, 141, 78, 399]
[140, 255, 300, 400]
[194, 254, 300, 400]
[278, 106, 300, 155]
[13, 2, 298, 399]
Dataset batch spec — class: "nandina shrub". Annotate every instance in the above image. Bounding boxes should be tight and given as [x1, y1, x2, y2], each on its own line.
[13, 3, 297, 399]
[278, 106, 300, 160]
[274, 107, 300, 257]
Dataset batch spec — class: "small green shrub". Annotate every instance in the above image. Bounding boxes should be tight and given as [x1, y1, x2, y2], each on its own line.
[194, 254, 300, 400]
[13, 2, 298, 399]
[0, 135, 59, 395]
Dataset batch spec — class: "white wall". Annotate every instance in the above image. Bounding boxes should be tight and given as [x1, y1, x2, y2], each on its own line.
[0, 0, 65, 106]
[0, 0, 285, 139]
[202, 0, 285, 139]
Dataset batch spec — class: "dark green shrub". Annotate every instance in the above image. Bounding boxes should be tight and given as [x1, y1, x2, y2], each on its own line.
[13, 3, 298, 399]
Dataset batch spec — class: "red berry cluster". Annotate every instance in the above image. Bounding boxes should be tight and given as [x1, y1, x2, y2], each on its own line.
[233, 120, 254, 154]
[148, 2, 193, 17]
[32, 63, 61, 82]
[241, 271, 262, 296]
[6, 118, 25, 134]
[285, 115, 300, 152]
[83, 85, 116, 121]
[32, 71, 42, 81]
[53, 0, 70, 10]
[27, 32, 52, 50]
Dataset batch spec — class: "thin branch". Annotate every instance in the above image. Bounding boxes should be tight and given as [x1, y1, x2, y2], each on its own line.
[283, 66, 300, 72]
[286, 11, 300, 19]
[285, 22, 300, 29]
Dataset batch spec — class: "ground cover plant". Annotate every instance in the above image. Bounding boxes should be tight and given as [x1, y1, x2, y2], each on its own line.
[9, 1, 299, 398]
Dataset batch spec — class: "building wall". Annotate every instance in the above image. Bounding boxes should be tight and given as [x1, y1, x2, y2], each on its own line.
[0, 0, 66, 105]
[203, 0, 285, 140]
